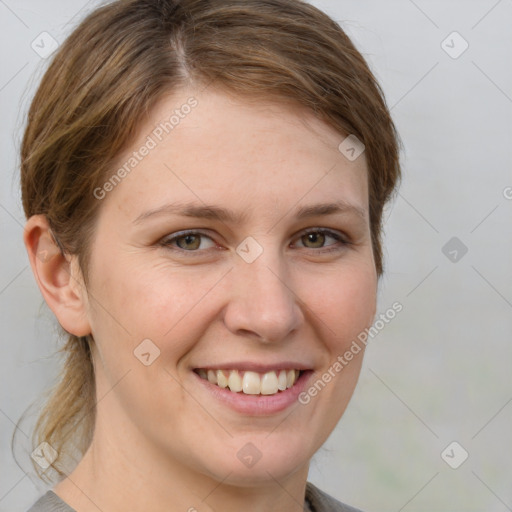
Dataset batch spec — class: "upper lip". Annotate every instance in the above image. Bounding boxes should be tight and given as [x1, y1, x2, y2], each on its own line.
[193, 362, 313, 372]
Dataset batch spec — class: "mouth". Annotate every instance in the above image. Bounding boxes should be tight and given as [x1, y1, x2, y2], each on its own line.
[194, 368, 302, 396]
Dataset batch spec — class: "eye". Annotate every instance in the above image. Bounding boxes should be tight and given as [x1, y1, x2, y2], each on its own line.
[160, 231, 216, 251]
[159, 228, 348, 255]
[294, 228, 347, 251]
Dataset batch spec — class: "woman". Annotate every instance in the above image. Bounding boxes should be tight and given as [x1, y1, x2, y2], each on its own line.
[20, 0, 400, 510]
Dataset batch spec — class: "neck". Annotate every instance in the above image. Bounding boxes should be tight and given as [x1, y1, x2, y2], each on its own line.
[53, 418, 311, 512]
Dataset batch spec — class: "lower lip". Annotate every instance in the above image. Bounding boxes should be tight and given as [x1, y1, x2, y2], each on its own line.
[194, 371, 313, 415]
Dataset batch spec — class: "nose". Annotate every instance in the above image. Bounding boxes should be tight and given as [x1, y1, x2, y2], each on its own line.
[222, 247, 304, 343]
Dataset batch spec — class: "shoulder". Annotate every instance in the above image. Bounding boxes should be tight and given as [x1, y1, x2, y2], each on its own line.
[306, 482, 364, 512]
[26, 491, 76, 512]
[28, 485, 360, 512]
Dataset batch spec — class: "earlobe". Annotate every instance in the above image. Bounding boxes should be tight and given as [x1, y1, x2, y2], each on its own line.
[23, 215, 91, 337]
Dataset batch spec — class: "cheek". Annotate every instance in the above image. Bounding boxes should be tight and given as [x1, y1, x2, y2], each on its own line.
[88, 240, 376, 364]
[301, 259, 377, 346]
[89, 258, 228, 352]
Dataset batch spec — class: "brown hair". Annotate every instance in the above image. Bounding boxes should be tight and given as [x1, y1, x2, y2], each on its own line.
[19, 0, 400, 483]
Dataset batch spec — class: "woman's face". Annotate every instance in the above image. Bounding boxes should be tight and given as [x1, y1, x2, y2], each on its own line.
[81, 86, 377, 487]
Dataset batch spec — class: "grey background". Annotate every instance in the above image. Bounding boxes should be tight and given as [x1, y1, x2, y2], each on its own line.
[1, 1, 511, 510]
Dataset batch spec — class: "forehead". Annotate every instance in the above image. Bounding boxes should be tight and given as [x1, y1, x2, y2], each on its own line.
[100, 86, 369, 222]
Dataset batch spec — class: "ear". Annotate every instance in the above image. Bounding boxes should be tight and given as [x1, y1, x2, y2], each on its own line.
[23, 215, 91, 337]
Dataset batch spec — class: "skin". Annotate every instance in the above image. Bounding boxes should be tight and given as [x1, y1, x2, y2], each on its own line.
[24, 85, 377, 512]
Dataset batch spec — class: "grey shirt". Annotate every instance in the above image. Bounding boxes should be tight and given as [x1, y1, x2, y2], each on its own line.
[27, 482, 363, 512]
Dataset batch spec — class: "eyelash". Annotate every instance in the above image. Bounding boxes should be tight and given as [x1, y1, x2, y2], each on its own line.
[159, 228, 349, 255]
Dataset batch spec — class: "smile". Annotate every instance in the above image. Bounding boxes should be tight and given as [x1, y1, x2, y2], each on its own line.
[195, 368, 302, 396]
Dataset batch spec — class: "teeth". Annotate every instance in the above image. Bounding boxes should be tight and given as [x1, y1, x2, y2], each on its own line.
[197, 368, 302, 395]
[242, 371, 261, 394]
[227, 370, 243, 392]
[207, 369, 217, 384]
[277, 369, 287, 391]
[261, 371, 279, 395]
[216, 369, 228, 388]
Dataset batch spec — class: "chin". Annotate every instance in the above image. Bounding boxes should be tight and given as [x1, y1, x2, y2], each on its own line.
[201, 435, 311, 486]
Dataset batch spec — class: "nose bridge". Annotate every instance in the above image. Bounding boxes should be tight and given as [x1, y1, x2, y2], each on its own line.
[224, 242, 303, 342]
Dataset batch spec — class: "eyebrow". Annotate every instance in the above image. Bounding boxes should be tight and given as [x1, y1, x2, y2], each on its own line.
[133, 200, 367, 225]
